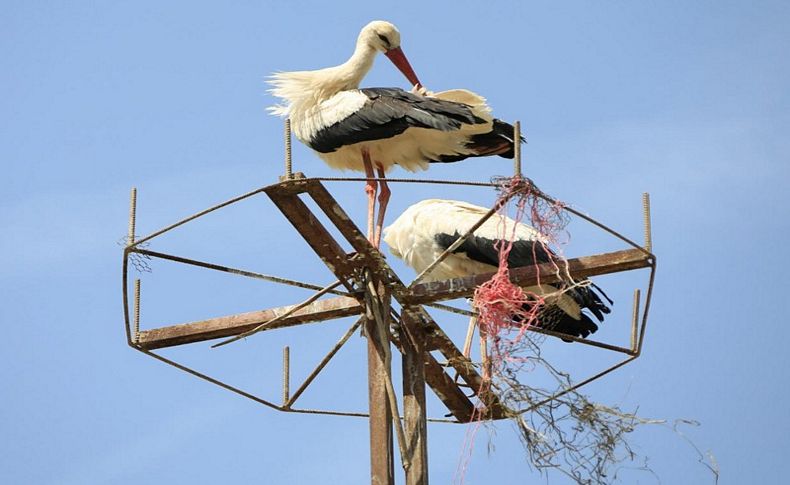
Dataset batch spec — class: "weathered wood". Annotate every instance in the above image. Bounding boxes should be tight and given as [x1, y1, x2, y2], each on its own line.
[401, 310, 428, 484]
[308, 182, 379, 255]
[300, 179, 397, 281]
[136, 296, 362, 350]
[410, 308, 508, 420]
[406, 248, 652, 305]
[422, 355, 475, 423]
[366, 276, 395, 485]
[391, 324, 476, 424]
[125, 178, 655, 485]
[266, 187, 359, 286]
[137, 250, 650, 353]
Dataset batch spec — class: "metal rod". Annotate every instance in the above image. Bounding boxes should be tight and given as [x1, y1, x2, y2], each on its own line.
[131, 176, 650, 257]
[365, 271, 411, 471]
[120, 176, 658, 427]
[130, 248, 350, 296]
[314, 177, 501, 187]
[409, 193, 513, 286]
[462, 316, 477, 358]
[212, 279, 343, 348]
[316, 176, 649, 253]
[133, 279, 141, 344]
[563, 203, 651, 256]
[424, 302, 476, 317]
[131, 186, 268, 248]
[642, 192, 652, 253]
[429, 301, 636, 354]
[405, 301, 634, 354]
[479, 328, 490, 380]
[122, 251, 133, 346]
[636, 259, 657, 356]
[286, 318, 363, 407]
[631, 289, 641, 352]
[142, 343, 459, 422]
[529, 326, 637, 355]
[285, 119, 293, 180]
[514, 355, 638, 416]
[128, 187, 137, 245]
[140, 348, 282, 410]
[286, 407, 457, 423]
[513, 121, 522, 177]
[282, 346, 290, 405]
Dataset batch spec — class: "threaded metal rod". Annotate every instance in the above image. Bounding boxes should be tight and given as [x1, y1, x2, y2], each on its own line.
[134, 279, 141, 343]
[128, 187, 137, 245]
[642, 192, 652, 253]
[282, 346, 290, 405]
[284, 119, 293, 180]
[630, 288, 641, 352]
[513, 121, 522, 177]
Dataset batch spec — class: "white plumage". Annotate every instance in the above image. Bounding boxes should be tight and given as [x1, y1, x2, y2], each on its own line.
[384, 199, 612, 340]
[384, 199, 544, 280]
[267, 20, 519, 247]
[267, 21, 513, 174]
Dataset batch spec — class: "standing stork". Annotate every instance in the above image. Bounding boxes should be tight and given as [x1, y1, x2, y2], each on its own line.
[269, 20, 520, 247]
[383, 199, 613, 340]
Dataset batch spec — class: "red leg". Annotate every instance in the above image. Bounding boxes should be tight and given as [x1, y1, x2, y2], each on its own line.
[362, 149, 377, 245]
[373, 164, 390, 249]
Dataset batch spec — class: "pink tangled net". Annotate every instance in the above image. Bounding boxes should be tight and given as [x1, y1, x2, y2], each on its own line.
[471, 175, 570, 408]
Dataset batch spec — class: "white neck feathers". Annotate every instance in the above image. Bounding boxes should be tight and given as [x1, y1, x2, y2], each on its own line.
[268, 41, 378, 118]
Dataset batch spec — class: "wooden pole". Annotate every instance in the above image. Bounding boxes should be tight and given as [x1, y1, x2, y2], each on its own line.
[401, 307, 429, 485]
[366, 274, 394, 485]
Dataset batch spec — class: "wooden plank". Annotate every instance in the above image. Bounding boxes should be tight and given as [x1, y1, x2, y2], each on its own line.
[406, 248, 652, 305]
[137, 296, 362, 350]
[401, 310, 429, 484]
[266, 188, 359, 285]
[304, 181, 396, 277]
[304, 180, 370, 254]
[411, 308, 508, 420]
[391, 319, 476, 424]
[366, 277, 394, 485]
[422, 354, 476, 423]
[392, 307, 475, 423]
[137, 250, 649, 353]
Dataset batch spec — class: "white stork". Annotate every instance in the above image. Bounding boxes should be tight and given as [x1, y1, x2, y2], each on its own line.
[268, 20, 520, 247]
[383, 199, 612, 340]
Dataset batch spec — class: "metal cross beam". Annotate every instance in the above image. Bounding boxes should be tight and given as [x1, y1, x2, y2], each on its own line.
[264, 178, 500, 485]
[123, 178, 656, 485]
[135, 249, 651, 353]
[262, 178, 509, 423]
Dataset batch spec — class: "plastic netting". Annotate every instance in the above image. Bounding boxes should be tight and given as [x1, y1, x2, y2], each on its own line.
[455, 176, 649, 484]
[472, 175, 571, 364]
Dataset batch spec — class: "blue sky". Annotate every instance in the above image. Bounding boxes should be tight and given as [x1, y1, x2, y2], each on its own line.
[2, 1, 788, 483]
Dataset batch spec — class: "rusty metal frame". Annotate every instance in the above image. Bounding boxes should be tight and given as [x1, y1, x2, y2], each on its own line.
[122, 177, 656, 424]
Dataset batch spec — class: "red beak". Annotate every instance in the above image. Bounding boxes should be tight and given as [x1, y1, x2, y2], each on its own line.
[384, 47, 422, 90]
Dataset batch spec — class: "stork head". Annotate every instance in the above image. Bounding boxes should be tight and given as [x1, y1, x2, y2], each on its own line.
[359, 20, 422, 90]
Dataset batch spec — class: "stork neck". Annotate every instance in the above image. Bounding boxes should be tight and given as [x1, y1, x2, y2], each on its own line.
[338, 42, 377, 90]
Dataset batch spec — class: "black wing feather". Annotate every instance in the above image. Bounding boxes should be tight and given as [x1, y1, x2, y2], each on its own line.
[434, 232, 554, 268]
[309, 88, 486, 153]
[434, 231, 612, 341]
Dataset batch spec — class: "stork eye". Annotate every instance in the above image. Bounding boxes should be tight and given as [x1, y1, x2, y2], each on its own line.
[377, 33, 391, 48]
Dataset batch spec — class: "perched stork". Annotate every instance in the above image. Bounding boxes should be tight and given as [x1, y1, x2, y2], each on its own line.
[269, 20, 520, 247]
[383, 199, 612, 340]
